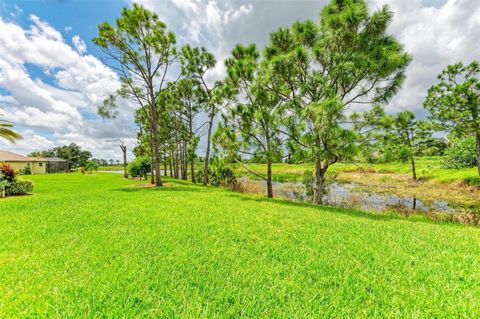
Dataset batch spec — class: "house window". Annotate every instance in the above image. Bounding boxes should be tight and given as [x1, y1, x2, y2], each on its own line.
[39, 162, 43, 167]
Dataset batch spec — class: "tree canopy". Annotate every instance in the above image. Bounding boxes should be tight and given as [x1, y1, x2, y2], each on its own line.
[425, 61, 480, 175]
[29, 143, 92, 169]
[258, 0, 411, 203]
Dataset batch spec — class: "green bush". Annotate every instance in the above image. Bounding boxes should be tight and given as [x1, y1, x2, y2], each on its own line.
[23, 166, 32, 175]
[211, 167, 236, 188]
[84, 160, 98, 174]
[5, 178, 34, 196]
[464, 176, 480, 187]
[442, 137, 477, 169]
[127, 157, 151, 180]
[0, 163, 17, 182]
[210, 159, 237, 189]
[301, 170, 338, 202]
[195, 169, 206, 183]
[302, 170, 315, 200]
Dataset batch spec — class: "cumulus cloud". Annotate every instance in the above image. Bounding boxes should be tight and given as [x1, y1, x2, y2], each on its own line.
[0, 15, 135, 159]
[363, 0, 480, 116]
[133, 0, 254, 80]
[0, 129, 56, 156]
[72, 35, 87, 54]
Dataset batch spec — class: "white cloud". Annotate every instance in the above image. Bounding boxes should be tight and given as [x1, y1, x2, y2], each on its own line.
[3, 106, 75, 129]
[10, 4, 23, 18]
[0, 95, 17, 104]
[29, 14, 63, 42]
[170, 0, 199, 13]
[229, 4, 253, 22]
[134, 0, 253, 45]
[71, 35, 87, 54]
[0, 130, 55, 156]
[367, 0, 480, 115]
[0, 15, 135, 159]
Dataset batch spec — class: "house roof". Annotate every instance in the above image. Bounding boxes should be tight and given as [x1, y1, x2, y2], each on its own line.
[0, 151, 67, 163]
[0, 150, 30, 162]
[29, 157, 67, 162]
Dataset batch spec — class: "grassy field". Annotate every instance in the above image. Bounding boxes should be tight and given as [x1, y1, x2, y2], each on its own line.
[1, 173, 480, 317]
[98, 165, 125, 171]
[238, 157, 478, 183]
[235, 157, 480, 210]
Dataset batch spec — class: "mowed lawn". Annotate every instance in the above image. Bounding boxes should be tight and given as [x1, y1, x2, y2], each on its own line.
[1, 174, 480, 317]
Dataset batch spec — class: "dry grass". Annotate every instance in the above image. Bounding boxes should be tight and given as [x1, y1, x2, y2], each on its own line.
[234, 179, 265, 195]
[336, 171, 480, 210]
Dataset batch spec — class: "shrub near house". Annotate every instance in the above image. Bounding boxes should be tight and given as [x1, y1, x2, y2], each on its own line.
[0, 163, 34, 197]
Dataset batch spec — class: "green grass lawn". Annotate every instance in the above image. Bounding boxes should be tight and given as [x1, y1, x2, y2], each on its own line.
[1, 173, 480, 317]
[98, 165, 125, 171]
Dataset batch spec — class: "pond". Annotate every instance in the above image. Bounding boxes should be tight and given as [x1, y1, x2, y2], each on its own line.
[101, 170, 459, 215]
[237, 178, 457, 215]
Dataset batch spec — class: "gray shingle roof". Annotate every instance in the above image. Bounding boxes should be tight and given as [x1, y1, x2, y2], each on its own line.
[0, 151, 67, 163]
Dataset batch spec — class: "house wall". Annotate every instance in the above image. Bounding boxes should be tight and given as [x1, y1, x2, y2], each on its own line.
[31, 162, 46, 174]
[2, 161, 47, 174]
[3, 161, 30, 173]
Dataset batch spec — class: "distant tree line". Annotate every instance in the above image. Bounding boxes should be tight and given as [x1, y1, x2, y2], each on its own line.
[29, 143, 126, 172]
[29, 143, 92, 169]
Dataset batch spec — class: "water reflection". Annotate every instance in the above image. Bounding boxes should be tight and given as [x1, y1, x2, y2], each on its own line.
[238, 178, 457, 214]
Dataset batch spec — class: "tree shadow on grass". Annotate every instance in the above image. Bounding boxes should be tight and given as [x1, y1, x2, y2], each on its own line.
[108, 184, 205, 193]
[222, 192, 444, 225]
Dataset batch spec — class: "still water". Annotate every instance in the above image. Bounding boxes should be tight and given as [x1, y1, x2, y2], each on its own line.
[239, 178, 457, 214]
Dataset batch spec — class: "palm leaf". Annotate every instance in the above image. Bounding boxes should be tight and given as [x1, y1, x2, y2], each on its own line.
[0, 120, 22, 143]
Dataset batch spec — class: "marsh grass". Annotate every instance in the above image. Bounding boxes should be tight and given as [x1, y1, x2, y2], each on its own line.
[235, 157, 480, 211]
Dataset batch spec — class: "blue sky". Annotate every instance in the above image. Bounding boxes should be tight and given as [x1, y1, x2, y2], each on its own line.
[0, 0, 478, 159]
[0, 1, 124, 54]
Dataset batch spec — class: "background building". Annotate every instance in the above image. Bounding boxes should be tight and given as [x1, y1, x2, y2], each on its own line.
[0, 150, 68, 174]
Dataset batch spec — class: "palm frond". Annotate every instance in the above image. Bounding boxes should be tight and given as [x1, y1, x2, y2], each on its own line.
[0, 120, 22, 143]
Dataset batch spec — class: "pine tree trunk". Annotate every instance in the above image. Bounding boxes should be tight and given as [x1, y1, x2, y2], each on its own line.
[151, 121, 162, 186]
[188, 120, 196, 183]
[149, 139, 154, 184]
[313, 159, 326, 204]
[183, 140, 188, 180]
[203, 110, 215, 185]
[191, 158, 196, 183]
[174, 147, 179, 179]
[476, 132, 480, 176]
[185, 142, 188, 180]
[266, 159, 273, 198]
[179, 143, 184, 180]
[121, 145, 127, 179]
[150, 158, 154, 184]
[411, 154, 417, 181]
